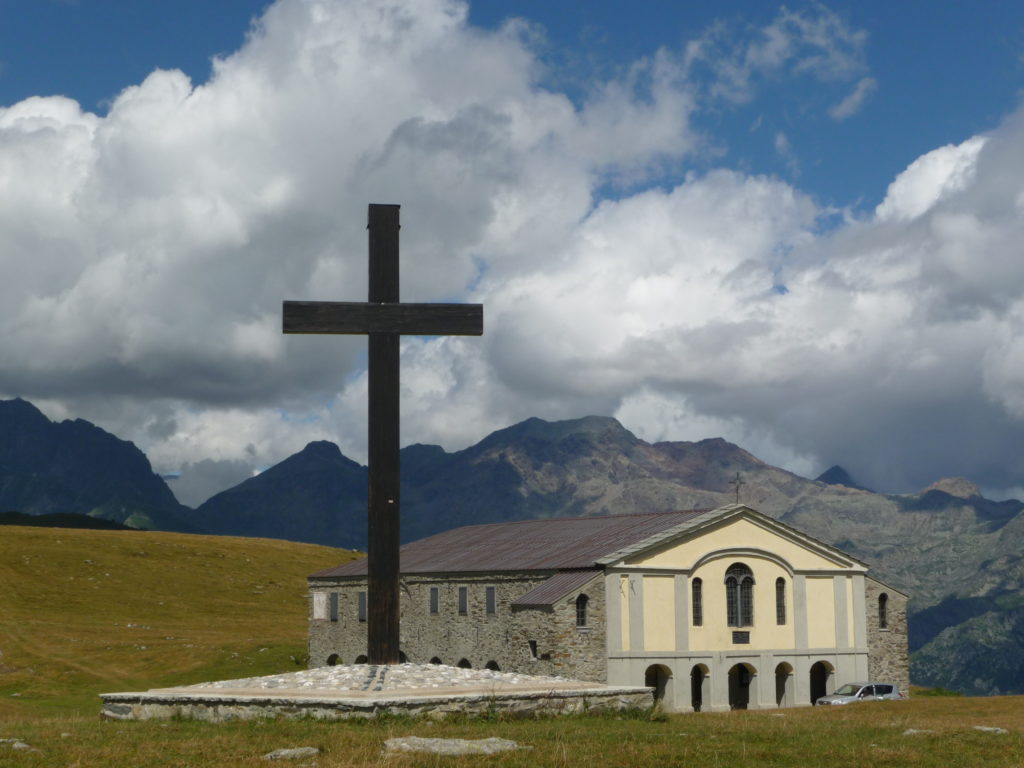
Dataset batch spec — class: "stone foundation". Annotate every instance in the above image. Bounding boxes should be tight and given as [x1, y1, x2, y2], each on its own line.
[99, 664, 652, 722]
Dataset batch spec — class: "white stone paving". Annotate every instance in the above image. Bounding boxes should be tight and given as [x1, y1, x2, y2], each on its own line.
[171, 663, 573, 693]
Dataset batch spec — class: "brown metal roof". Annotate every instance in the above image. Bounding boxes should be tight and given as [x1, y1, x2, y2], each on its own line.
[511, 570, 602, 608]
[311, 509, 711, 578]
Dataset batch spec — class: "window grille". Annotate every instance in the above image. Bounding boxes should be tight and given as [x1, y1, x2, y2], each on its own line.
[458, 586, 468, 615]
[692, 578, 703, 626]
[486, 586, 497, 615]
[879, 593, 889, 629]
[575, 593, 589, 627]
[357, 591, 367, 622]
[775, 577, 786, 625]
[725, 563, 754, 627]
[429, 586, 439, 614]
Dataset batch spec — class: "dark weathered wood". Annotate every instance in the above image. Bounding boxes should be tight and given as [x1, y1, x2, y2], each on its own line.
[367, 329, 400, 663]
[281, 203, 483, 666]
[283, 301, 483, 336]
[366, 203, 401, 665]
[368, 204, 400, 304]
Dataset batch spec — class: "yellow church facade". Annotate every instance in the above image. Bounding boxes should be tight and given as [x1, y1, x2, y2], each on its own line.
[601, 508, 904, 710]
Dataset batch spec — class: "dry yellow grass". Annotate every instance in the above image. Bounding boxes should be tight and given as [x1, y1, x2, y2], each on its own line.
[0, 525, 359, 715]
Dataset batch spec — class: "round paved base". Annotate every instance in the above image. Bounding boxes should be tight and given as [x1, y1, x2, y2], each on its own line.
[100, 664, 653, 721]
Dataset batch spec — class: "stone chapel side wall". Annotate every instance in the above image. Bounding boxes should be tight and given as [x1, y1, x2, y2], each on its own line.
[308, 572, 607, 681]
[864, 578, 909, 693]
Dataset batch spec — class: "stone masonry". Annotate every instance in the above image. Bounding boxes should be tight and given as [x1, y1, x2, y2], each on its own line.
[865, 577, 910, 692]
[309, 572, 607, 682]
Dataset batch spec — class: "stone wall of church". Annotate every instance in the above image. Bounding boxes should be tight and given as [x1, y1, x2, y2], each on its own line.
[308, 571, 607, 682]
[864, 578, 910, 692]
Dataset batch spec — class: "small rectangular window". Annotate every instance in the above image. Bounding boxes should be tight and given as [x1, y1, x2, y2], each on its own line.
[458, 586, 468, 615]
[528, 640, 538, 658]
[357, 591, 367, 622]
[329, 592, 339, 622]
[430, 586, 439, 614]
[486, 586, 496, 615]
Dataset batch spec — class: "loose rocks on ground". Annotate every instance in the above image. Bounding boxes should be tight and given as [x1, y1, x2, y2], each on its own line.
[384, 737, 528, 755]
[263, 746, 321, 760]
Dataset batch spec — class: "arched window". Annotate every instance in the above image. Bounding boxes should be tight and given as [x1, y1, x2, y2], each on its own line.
[879, 593, 889, 629]
[725, 563, 754, 627]
[775, 577, 786, 625]
[576, 594, 589, 627]
[691, 578, 703, 626]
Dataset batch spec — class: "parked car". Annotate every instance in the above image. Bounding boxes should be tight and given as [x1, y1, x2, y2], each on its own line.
[815, 682, 905, 705]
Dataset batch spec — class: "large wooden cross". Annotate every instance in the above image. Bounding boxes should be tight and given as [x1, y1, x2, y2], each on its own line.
[282, 204, 483, 664]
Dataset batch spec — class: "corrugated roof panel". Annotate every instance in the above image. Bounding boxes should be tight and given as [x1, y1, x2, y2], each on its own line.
[311, 509, 711, 578]
[511, 570, 602, 607]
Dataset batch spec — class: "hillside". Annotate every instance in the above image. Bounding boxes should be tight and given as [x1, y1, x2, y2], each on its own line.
[0, 525, 360, 715]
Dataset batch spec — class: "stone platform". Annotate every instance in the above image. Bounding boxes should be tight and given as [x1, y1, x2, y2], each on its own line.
[100, 663, 653, 721]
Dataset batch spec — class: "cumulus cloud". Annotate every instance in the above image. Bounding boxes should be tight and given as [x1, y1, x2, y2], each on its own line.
[4, 0, 1024, 505]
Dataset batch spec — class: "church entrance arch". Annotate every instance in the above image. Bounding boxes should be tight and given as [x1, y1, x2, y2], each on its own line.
[774, 662, 794, 707]
[810, 661, 834, 704]
[644, 664, 674, 710]
[728, 663, 757, 710]
[690, 664, 709, 712]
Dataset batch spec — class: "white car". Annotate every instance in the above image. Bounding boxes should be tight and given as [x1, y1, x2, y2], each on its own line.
[815, 682, 905, 705]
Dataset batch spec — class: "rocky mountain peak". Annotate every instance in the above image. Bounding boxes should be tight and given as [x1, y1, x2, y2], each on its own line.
[923, 477, 983, 499]
[816, 465, 872, 491]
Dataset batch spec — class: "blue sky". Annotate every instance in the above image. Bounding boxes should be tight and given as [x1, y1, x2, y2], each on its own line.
[3, 0, 1024, 505]
[3, 0, 1021, 211]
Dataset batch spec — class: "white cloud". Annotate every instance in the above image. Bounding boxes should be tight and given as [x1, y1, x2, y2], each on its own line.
[5, 0, 1024, 505]
[875, 136, 987, 222]
[685, 4, 870, 106]
[828, 76, 876, 121]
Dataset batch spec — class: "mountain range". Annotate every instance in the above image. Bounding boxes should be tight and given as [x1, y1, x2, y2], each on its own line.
[2, 396, 1023, 696]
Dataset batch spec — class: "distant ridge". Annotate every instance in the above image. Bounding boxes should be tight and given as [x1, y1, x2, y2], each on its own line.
[0, 511, 134, 531]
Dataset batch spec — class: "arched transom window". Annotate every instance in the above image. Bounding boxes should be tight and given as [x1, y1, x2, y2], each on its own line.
[576, 593, 589, 627]
[725, 563, 754, 627]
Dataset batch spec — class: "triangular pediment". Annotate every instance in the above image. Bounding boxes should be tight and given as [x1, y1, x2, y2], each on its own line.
[601, 504, 864, 573]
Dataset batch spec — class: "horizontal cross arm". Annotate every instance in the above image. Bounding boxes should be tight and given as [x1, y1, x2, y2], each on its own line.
[283, 300, 483, 336]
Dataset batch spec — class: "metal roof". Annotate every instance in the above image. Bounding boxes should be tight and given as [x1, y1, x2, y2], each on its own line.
[311, 509, 713, 578]
[511, 570, 602, 608]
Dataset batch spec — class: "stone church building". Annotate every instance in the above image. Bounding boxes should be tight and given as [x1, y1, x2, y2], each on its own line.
[308, 504, 909, 712]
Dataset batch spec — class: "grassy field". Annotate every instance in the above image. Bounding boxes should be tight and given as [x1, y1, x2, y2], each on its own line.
[0, 524, 359, 716]
[2, 526, 1023, 767]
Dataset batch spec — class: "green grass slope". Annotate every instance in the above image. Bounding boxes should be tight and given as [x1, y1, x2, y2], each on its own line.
[0, 526, 359, 716]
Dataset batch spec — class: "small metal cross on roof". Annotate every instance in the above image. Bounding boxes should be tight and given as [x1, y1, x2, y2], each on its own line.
[282, 204, 483, 664]
[730, 471, 746, 504]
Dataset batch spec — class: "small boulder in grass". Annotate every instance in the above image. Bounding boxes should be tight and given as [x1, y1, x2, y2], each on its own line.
[973, 726, 1008, 735]
[263, 746, 320, 760]
[385, 737, 528, 755]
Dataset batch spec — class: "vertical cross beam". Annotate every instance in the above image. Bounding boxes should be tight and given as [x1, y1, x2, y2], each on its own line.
[367, 204, 400, 664]
[283, 204, 482, 666]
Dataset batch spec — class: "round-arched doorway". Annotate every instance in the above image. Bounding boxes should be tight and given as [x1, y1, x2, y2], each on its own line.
[644, 664, 674, 709]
